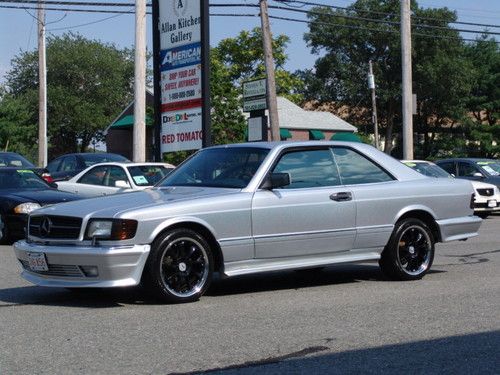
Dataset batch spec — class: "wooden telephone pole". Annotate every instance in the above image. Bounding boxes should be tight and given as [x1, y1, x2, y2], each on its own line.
[259, 0, 280, 141]
[133, 0, 146, 162]
[368, 60, 380, 150]
[38, 0, 47, 167]
[401, 0, 413, 159]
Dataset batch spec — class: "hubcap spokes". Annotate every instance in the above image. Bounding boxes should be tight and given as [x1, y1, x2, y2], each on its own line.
[160, 237, 209, 298]
[397, 226, 431, 275]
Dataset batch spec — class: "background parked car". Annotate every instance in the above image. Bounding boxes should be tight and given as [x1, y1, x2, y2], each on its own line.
[402, 160, 500, 219]
[46, 152, 130, 182]
[0, 152, 52, 182]
[56, 162, 175, 198]
[0, 168, 80, 244]
[436, 158, 500, 189]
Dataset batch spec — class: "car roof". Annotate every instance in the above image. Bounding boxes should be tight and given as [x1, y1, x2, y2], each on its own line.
[78, 161, 176, 168]
[436, 158, 496, 162]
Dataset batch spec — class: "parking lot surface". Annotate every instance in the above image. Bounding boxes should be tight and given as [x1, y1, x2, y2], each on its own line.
[0, 216, 499, 374]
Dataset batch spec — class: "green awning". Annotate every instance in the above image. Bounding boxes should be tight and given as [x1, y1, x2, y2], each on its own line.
[110, 114, 153, 129]
[330, 132, 362, 142]
[309, 129, 325, 140]
[280, 128, 292, 139]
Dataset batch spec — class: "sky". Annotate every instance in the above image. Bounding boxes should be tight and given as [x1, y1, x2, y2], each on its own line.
[0, 0, 499, 84]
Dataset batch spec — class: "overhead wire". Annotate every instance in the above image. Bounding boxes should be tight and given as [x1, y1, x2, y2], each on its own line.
[0, 1, 498, 43]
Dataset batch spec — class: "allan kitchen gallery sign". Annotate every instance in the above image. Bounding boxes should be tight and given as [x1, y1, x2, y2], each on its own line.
[152, 0, 210, 155]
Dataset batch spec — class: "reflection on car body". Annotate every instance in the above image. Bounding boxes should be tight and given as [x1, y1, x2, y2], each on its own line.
[14, 142, 481, 303]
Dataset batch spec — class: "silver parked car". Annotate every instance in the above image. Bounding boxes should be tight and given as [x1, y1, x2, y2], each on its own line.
[14, 142, 482, 303]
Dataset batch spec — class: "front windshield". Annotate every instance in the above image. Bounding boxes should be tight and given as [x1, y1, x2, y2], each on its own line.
[405, 162, 451, 178]
[127, 165, 173, 186]
[159, 147, 270, 189]
[475, 161, 500, 176]
[0, 169, 50, 190]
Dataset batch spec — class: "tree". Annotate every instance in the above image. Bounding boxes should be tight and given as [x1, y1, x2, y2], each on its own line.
[4, 33, 135, 159]
[302, 0, 470, 156]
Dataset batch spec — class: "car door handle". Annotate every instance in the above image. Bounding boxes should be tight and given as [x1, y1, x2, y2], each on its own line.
[330, 192, 352, 202]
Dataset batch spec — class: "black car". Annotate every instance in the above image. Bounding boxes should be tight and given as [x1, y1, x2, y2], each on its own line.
[0, 152, 52, 181]
[46, 153, 130, 182]
[0, 168, 81, 244]
[436, 158, 500, 189]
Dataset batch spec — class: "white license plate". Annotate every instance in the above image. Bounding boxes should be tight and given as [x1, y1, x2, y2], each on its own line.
[487, 199, 497, 208]
[27, 252, 49, 271]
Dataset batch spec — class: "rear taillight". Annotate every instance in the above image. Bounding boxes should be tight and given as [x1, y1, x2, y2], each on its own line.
[42, 173, 54, 184]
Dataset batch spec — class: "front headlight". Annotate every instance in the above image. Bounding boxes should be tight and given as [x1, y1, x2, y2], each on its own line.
[14, 202, 41, 214]
[85, 219, 138, 240]
[86, 220, 113, 238]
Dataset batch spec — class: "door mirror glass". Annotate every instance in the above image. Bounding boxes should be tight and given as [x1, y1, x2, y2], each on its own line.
[261, 173, 291, 190]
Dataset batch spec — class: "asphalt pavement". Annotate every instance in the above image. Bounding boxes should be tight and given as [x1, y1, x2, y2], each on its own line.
[0, 216, 499, 374]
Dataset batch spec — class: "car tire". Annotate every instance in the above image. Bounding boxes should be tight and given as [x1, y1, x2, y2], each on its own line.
[0, 215, 10, 245]
[476, 212, 489, 219]
[143, 228, 213, 303]
[379, 218, 435, 281]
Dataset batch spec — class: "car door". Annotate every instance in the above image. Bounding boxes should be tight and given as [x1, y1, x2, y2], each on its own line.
[457, 161, 485, 181]
[252, 147, 356, 259]
[73, 165, 121, 197]
[331, 146, 399, 251]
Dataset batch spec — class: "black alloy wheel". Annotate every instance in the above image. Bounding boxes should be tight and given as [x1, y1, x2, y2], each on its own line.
[380, 218, 435, 281]
[144, 228, 213, 303]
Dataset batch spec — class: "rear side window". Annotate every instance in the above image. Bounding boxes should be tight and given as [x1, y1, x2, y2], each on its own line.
[46, 157, 62, 173]
[332, 147, 393, 185]
[437, 161, 455, 175]
[273, 149, 341, 189]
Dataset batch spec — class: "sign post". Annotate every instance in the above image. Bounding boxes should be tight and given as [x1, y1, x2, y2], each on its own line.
[243, 78, 268, 142]
[152, 0, 210, 159]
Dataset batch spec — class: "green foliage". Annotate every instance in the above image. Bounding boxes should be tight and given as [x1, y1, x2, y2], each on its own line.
[4, 32, 135, 160]
[208, 27, 304, 145]
[301, 0, 482, 157]
[0, 87, 38, 161]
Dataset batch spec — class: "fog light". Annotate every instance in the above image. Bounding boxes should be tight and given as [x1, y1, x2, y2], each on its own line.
[80, 266, 99, 277]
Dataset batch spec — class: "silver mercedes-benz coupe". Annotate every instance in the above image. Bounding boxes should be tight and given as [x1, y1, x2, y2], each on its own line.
[14, 142, 482, 303]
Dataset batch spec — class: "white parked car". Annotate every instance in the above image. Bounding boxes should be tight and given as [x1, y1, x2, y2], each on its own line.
[402, 160, 500, 218]
[56, 162, 175, 198]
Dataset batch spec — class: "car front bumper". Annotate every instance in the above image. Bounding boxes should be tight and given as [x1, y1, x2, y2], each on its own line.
[13, 240, 150, 288]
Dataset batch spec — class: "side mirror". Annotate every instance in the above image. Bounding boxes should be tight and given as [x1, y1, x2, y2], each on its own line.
[115, 180, 131, 188]
[261, 172, 291, 190]
[472, 172, 484, 178]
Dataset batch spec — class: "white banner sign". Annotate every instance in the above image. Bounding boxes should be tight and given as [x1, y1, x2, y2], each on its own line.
[159, 0, 203, 153]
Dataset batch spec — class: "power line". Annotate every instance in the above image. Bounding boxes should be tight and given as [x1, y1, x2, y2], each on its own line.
[1, 3, 498, 44]
[3, 0, 500, 29]
[267, 14, 500, 44]
[272, 0, 500, 29]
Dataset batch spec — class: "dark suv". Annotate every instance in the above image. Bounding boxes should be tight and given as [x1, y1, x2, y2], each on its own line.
[436, 158, 500, 189]
[46, 153, 130, 181]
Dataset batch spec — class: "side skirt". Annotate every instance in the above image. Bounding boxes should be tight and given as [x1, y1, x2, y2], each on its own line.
[223, 248, 382, 277]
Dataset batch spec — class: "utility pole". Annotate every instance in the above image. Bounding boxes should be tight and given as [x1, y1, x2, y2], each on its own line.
[401, 0, 413, 159]
[38, 0, 47, 167]
[133, 0, 146, 162]
[259, 0, 280, 141]
[368, 60, 379, 150]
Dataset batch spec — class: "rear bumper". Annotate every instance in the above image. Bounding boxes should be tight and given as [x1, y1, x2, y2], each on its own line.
[436, 215, 482, 242]
[13, 240, 150, 288]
